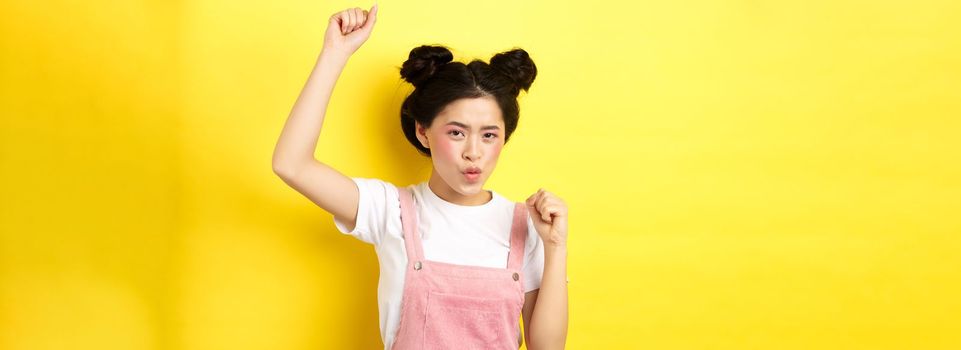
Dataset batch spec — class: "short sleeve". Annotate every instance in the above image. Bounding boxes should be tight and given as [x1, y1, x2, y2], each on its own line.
[522, 214, 545, 293]
[332, 177, 399, 246]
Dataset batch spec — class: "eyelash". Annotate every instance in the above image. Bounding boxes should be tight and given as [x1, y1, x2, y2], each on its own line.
[448, 130, 498, 139]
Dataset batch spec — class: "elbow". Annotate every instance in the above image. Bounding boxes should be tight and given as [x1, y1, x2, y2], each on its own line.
[272, 159, 302, 179]
[271, 153, 309, 178]
[272, 161, 292, 178]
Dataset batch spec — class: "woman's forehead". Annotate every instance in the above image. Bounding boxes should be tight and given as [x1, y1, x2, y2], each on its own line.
[434, 97, 503, 128]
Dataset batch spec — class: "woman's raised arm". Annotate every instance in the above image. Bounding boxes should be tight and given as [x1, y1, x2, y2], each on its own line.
[272, 4, 377, 232]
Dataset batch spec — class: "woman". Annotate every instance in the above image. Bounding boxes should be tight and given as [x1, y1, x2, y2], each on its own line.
[272, 4, 569, 349]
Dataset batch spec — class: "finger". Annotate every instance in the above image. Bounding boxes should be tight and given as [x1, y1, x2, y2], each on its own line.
[528, 190, 547, 214]
[352, 8, 364, 32]
[543, 204, 562, 222]
[526, 195, 544, 220]
[532, 188, 546, 204]
[344, 9, 353, 34]
[535, 195, 552, 222]
[358, 9, 369, 31]
[536, 191, 551, 212]
[526, 191, 540, 207]
[356, 8, 367, 31]
[350, 8, 363, 32]
[540, 208, 552, 224]
[360, 3, 378, 31]
[539, 203, 553, 223]
[529, 206, 549, 225]
[338, 11, 349, 34]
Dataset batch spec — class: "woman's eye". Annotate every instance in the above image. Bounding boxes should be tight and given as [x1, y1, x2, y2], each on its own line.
[484, 133, 498, 139]
[448, 130, 464, 137]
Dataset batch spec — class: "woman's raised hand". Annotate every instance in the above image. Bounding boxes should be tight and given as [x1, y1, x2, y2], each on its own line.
[323, 4, 378, 56]
[526, 188, 569, 246]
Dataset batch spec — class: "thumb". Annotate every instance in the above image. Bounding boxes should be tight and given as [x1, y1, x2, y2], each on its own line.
[359, 3, 378, 32]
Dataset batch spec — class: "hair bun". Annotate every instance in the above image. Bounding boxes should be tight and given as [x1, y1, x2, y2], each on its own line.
[489, 48, 537, 94]
[400, 45, 454, 88]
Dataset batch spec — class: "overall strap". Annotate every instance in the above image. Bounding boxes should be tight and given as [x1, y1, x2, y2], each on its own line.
[396, 186, 424, 262]
[507, 202, 529, 271]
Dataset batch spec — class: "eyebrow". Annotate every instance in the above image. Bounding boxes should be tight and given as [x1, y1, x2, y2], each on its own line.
[445, 121, 501, 131]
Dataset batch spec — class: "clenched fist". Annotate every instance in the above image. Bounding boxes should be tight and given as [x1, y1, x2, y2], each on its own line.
[323, 4, 378, 56]
[526, 188, 568, 246]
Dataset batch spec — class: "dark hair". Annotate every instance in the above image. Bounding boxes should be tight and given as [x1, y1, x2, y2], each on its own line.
[399, 45, 537, 156]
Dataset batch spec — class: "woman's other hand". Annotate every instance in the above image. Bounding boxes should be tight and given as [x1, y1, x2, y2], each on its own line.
[526, 188, 568, 246]
[323, 4, 378, 56]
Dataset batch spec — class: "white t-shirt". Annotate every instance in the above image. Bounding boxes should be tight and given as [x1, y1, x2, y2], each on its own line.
[333, 177, 545, 350]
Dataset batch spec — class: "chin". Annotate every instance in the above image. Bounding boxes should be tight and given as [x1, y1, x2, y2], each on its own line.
[456, 182, 483, 193]
[439, 168, 489, 195]
[454, 178, 485, 193]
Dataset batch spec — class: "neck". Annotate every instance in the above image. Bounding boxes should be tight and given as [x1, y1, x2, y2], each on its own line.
[428, 171, 492, 206]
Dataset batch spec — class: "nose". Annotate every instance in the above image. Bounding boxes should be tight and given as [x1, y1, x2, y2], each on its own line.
[463, 136, 481, 162]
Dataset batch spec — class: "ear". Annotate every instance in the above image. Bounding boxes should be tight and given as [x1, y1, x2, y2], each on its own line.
[415, 121, 430, 149]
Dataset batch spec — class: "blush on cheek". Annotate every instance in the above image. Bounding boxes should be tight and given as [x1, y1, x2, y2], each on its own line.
[432, 137, 461, 174]
[489, 143, 503, 158]
[434, 137, 456, 157]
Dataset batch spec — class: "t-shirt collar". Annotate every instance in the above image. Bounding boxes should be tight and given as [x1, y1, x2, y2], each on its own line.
[420, 181, 498, 210]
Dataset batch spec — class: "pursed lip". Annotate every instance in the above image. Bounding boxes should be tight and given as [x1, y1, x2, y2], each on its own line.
[462, 166, 482, 174]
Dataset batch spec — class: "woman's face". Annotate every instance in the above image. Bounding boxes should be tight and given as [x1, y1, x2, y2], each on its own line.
[416, 96, 506, 202]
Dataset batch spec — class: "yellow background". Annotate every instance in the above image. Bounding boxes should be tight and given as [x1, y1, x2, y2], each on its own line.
[2, 0, 959, 349]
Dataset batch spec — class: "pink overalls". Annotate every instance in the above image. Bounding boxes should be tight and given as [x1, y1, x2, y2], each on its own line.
[390, 185, 529, 350]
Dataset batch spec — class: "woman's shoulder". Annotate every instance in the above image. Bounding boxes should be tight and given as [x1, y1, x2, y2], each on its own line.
[347, 177, 410, 208]
[489, 190, 520, 208]
[349, 176, 412, 192]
